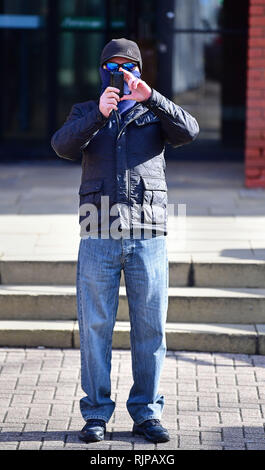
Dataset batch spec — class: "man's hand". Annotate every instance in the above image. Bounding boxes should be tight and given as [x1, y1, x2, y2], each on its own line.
[99, 86, 120, 117]
[119, 68, 152, 103]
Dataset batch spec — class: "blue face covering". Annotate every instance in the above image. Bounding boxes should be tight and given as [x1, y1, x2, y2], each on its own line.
[99, 66, 141, 116]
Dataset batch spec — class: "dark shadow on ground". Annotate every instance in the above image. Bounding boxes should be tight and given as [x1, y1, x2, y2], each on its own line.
[0, 427, 265, 449]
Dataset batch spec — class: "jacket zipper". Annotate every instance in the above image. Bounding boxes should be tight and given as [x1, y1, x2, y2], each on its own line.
[114, 109, 120, 133]
[114, 109, 132, 229]
[127, 168, 131, 230]
[116, 104, 146, 140]
[115, 105, 149, 231]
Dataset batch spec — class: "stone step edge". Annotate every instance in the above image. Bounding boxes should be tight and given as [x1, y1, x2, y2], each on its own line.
[1, 259, 265, 269]
[1, 259, 265, 289]
[1, 285, 265, 324]
[0, 257, 264, 263]
[0, 320, 263, 354]
[1, 285, 265, 297]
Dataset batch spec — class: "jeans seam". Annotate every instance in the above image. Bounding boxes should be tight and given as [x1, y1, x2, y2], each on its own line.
[76, 241, 86, 396]
[165, 248, 169, 320]
[124, 268, 138, 388]
[104, 273, 120, 363]
[130, 308, 138, 384]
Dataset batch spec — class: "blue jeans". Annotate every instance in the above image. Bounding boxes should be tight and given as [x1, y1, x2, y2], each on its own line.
[76, 233, 169, 425]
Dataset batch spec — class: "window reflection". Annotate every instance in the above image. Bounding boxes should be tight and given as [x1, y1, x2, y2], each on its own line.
[171, 0, 246, 146]
[0, 0, 248, 153]
[172, 1, 223, 140]
[173, 32, 222, 141]
[2, 0, 47, 15]
[172, 0, 223, 30]
[59, 0, 105, 18]
[110, 0, 127, 26]
[57, 32, 105, 123]
[0, 1, 47, 140]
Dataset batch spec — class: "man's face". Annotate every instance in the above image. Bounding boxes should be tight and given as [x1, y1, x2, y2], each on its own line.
[102, 56, 139, 72]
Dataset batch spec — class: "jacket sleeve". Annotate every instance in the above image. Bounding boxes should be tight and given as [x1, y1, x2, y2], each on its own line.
[50, 102, 109, 161]
[143, 88, 200, 148]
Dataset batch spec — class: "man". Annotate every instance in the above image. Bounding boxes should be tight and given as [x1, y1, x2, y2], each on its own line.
[51, 38, 199, 444]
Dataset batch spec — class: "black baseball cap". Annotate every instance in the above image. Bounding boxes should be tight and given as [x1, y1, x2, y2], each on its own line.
[100, 38, 142, 73]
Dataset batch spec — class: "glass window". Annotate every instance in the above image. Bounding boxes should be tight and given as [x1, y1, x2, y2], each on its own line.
[0, 29, 47, 140]
[110, 0, 127, 30]
[59, 0, 105, 18]
[57, 1, 106, 126]
[172, 0, 223, 30]
[0, 1, 48, 141]
[2, 0, 47, 15]
[169, 0, 247, 148]
[137, 1, 156, 40]
[59, 0, 106, 30]
[57, 31, 105, 125]
[173, 32, 222, 141]
[57, 0, 133, 126]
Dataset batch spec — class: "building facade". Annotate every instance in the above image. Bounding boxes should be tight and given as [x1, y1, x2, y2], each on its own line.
[0, 0, 257, 188]
[245, 0, 265, 187]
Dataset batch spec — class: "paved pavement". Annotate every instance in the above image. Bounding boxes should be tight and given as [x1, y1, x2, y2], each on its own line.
[0, 159, 265, 450]
[1, 347, 265, 450]
[0, 159, 265, 260]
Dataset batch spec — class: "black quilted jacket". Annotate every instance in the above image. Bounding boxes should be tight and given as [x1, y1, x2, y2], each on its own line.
[51, 88, 199, 238]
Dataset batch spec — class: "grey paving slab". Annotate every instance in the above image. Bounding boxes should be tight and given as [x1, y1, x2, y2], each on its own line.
[0, 162, 264, 260]
[0, 348, 264, 450]
[0, 161, 265, 450]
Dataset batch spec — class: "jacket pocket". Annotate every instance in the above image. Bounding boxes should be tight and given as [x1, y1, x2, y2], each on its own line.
[141, 176, 167, 224]
[141, 176, 167, 204]
[79, 179, 104, 208]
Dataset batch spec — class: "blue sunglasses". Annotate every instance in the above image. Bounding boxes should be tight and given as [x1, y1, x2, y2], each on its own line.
[104, 62, 137, 72]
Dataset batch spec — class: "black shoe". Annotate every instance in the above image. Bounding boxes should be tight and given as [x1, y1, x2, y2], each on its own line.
[78, 419, 106, 443]
[132, 419, 170, 443]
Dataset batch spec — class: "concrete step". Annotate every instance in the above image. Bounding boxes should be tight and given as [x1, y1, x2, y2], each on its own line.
[0, 259, 190, 286]
[1, 257, 265, 287]
[1, 285, 265, 324]
[0, 320, 263, 354]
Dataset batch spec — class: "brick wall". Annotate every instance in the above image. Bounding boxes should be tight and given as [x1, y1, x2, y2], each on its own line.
[245, 0, 265, 187]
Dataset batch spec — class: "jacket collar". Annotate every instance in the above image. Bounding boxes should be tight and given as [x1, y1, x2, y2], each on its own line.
[94, 99, 156, 138]
[117, 103, 151, 138]
[120, 101, 148, 121]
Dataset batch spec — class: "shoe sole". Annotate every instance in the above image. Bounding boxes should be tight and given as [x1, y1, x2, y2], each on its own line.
[132, 428, 170, 443]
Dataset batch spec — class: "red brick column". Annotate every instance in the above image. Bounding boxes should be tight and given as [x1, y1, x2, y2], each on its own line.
[245, 0, 265, 187]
